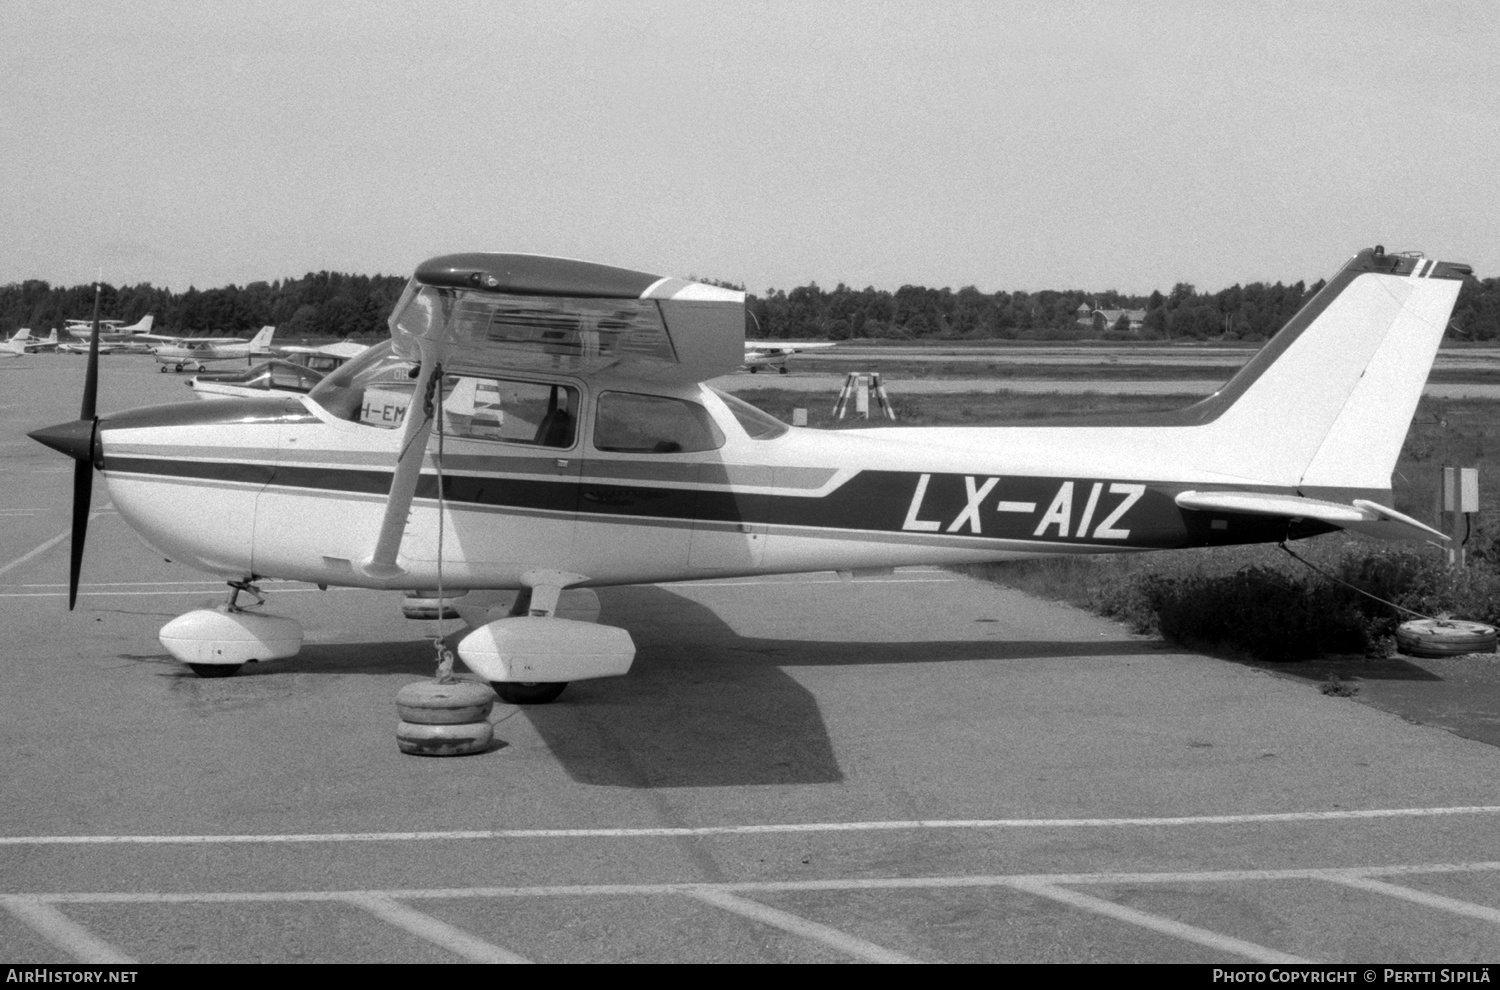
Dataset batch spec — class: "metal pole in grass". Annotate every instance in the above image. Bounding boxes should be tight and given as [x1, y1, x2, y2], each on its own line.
[1441, 466, 1481, 570]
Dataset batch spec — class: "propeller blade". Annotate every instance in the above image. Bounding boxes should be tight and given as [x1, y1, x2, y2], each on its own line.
[80, 283, 102, 422]
[29, 281, 105, 610]
[68, 458, 93, 610]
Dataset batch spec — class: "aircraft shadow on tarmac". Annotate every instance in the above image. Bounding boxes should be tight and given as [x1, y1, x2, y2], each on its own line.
[514, 584, 1173, 790]
[127, 583, 1449, 788]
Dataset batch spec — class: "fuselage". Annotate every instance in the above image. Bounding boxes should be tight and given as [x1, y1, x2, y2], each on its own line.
[92, 365, 1336, 592]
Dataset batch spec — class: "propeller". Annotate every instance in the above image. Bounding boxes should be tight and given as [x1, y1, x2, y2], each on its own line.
[28, 283, 103, 610]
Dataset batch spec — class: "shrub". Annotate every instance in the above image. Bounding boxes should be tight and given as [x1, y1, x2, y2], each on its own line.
[1137, 566, 1371, 661]
[963, 543, 1498, 662]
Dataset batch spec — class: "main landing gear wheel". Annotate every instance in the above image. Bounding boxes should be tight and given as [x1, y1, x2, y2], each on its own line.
[158, 365, 168, 373]
[187, 663, 242, 678]
[491, 681, 568, 705]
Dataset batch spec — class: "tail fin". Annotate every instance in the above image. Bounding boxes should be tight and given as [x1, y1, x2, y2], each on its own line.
[119, 315, 154, 334]
[11, 328, 33, 343]
[1185, 248, 1467, 494]
[249, 326, 276, 351]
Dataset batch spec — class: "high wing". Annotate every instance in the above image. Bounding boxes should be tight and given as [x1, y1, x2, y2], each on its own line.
[278, 340, 368, 360]
[388, 253, 745, 382]
[137, 332, 251, 345]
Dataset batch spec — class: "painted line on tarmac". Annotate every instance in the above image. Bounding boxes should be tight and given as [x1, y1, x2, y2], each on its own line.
[5, 805, 1500, 846]
[0, 530, 69, 580]
[345, 893, 531, 964]
[11, 579, 317, 589]
[684, 888, 922, 964]
[1007, 879, 1310, 963]
[16, 860, 1500, 903]
[0, 509, 113, 580]
[0, 587, 366, 599]
[1321, 875, 1500, 926]
[0, 897, 137, 964]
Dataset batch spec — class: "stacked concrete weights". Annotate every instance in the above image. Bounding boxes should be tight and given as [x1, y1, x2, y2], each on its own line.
[396, 680, 497, 756]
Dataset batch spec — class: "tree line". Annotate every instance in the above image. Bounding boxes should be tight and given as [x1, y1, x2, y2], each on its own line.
[3, 267, 1497, 342]
[748, 273, 1500, 342]
[0, 272, 407, 340]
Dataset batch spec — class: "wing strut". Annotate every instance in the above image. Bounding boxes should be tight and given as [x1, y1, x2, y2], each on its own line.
[361, 342, 441, 579]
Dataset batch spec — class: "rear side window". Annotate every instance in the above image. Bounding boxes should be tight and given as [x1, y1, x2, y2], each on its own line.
[593, 392, 725, 454]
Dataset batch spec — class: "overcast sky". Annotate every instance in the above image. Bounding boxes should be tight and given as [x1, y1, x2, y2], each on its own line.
[4, 1, 1497, 296]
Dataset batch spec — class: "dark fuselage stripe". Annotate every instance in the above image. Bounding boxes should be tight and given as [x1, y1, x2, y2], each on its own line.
[103, 456, 1337, 551]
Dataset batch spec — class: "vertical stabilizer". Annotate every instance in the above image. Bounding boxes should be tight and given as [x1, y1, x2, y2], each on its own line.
[1187, 249, 1467, 490]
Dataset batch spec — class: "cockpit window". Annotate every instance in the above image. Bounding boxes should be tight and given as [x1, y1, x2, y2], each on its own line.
[439, 376, 577, 448]
[308, 343, 578, 445]
[708, 386, 790, 440]
[593, 392, 725, 454]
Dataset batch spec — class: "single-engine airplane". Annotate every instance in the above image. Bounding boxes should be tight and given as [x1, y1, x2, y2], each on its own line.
[743, 339, 837, 373]
[64, 314, 154, 342]
[29, 247, 1468, 705]
[150, 326, 277, 372]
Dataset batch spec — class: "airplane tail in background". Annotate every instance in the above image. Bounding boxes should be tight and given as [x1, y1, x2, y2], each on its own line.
[120, 315, 154, 334]
[9, 328, 33, 343]
[249, 326, 276, 351]
[1176, 248, 1468, 495]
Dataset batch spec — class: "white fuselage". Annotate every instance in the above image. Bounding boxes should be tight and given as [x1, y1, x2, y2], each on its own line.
[81, 250, 1466, 596]
[93, 373, 1324, 593]
[153, 340, 255, 370]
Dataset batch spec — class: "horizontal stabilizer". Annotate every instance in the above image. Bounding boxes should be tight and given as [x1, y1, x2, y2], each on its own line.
[1175, 491, 1447, 543]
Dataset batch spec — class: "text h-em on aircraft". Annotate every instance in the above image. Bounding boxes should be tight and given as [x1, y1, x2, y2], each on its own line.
[29, 247, 1469, 704]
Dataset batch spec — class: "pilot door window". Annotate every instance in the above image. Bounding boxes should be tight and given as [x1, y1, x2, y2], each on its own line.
[593, 392, 725, 454]
[438, 376, 578, 448]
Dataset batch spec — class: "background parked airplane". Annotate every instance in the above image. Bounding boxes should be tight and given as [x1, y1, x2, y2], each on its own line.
[743, 340, 837, 373]
[186, 340, 370, 399]
[150, 326, 277, 371]
[2, 328, 59, 352]
[64, 314, 154, 342]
